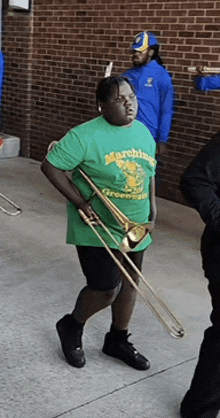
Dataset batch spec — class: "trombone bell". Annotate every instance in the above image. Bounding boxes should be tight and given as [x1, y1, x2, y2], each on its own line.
[78, 168, 153, 252]
[120, 223, 153, 252]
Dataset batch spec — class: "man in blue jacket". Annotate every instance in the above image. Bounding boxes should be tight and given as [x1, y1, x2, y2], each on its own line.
[123, 31, 174, 155]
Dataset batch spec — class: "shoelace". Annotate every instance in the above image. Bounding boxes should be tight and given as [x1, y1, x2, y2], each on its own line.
[121, 333, 138, 355]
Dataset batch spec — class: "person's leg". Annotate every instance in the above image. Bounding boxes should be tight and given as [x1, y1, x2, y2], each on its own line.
[102, 251, 150, 370]
[56, 246, 121, 368]
[56, 284, 120, 368]
[70, 283, 120, 323]
[111, 251, 143, 330]
[181, 228, 220, 418]
[72, 246, 122, 322]
[180, 281, 220, 418]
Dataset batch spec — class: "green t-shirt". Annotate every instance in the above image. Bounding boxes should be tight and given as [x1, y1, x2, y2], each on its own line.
[47, 116, 156, 251]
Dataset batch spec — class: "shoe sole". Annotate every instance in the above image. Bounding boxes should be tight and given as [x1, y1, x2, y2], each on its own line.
[102, 347, 150, 370]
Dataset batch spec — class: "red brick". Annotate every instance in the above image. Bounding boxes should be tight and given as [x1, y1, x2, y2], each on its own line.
[179, 17, 194, 24]
[164, 2, 180, 9]
[203, 38, 220, 46]
[198, 2, 214, 8]
[193, 46, 211, 54]
[195, 32, 212, 38]
[188, 9, 205, 16]
[205, 24, 220, 31]
[179, 2, 198, 9]
[155, 10, 171, 17]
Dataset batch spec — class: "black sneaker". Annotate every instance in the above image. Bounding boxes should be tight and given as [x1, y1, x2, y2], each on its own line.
[180, 408, 218, 418]
[56, 314, 86, 368]
[102, 331, 150, 370]
[180, 412, 190, 418]
[180, 412, 199, 418]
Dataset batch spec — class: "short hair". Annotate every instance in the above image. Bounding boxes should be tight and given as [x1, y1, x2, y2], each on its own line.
[96, 76, 135, 105]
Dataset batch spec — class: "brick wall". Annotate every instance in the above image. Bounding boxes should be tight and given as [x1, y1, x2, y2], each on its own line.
[2, 7, 33, 157]
[2, 0, 220, 203]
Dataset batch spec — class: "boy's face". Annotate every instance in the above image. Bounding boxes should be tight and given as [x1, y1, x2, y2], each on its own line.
[101, 81, 138, 127]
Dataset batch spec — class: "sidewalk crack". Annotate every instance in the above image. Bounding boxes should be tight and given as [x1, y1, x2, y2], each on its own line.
[51, 357, 197, 418]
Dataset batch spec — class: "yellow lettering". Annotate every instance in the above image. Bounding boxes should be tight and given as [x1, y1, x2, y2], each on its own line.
[105, 149, 156, 167]
[105, 152, 116, 165]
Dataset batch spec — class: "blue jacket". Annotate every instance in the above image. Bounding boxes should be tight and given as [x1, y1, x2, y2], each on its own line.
[123, 60, 174, 143]
[195, 75, 220, 91]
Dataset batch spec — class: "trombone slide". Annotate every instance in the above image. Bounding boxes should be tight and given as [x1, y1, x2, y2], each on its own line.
[0, 193, 22, 216]
[188, 66, 220, 74]
[78, 209, 185, 339]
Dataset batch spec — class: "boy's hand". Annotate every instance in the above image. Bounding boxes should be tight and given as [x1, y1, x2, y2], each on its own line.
[78, 203, 99, 226]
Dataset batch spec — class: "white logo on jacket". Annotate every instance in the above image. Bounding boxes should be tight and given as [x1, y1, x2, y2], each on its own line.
[144, 78, 154, 87]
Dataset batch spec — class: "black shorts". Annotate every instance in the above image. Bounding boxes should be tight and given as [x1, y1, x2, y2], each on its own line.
[76, 246, 144, 291]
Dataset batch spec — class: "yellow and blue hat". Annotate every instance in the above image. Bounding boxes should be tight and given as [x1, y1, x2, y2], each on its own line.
[131, 31, 158, 52]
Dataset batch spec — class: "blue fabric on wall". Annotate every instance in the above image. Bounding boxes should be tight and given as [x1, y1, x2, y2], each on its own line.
[195, 75, 220, 91]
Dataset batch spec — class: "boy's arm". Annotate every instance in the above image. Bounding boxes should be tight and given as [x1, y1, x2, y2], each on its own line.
[41, 159, 97, 220]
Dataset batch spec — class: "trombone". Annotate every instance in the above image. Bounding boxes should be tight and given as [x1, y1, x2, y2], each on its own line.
[78, 168, 185, 339]
[0, 192, 22, 216]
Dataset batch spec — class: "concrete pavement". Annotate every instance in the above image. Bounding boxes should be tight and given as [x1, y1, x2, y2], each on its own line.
[0, 157, 217, 418]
